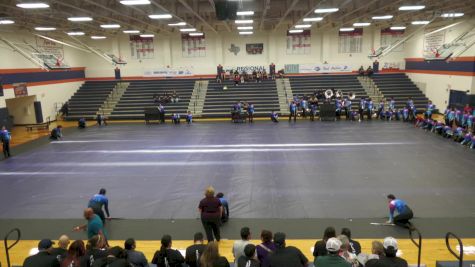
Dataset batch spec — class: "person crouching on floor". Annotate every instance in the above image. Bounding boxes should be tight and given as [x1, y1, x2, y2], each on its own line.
[50, 125, 63, 140]
[461, 131, 473, 146]
[271, 111, 279, 123]
[78, 118, 86, 129]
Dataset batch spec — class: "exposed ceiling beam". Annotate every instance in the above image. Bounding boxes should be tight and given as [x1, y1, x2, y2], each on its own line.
[176, 0, 217, 33]
[259, 0, 271, 31]
[274, 0, 301, 31]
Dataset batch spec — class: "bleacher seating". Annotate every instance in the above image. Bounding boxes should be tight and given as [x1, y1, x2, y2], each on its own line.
[110, 79, 195, 120]
[203, 79, 280, 117]
[289, 75, 368, 108]
[65, 81, 117, 120]
[371, 73, 429, 110]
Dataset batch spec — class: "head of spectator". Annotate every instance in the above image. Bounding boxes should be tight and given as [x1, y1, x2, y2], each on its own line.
[108, 246, 127, 258]
[240, 227, 251, 241]
[99, 188, 106, 195]
[337, 235, 350, 252]
[86, 235, 105, 250]
[83, 208, 95, 220]
[273, 232, 286, 249]
[124, 238, 136, 250]
[194, 232, 204, 244]
[38, 239, 54, 252]
[326, 237, 342, 255]
[58, 235, 70, 250]
[161, 234, 172, 250]
[216, 192, 224, 198]
[200, 242, 221, 267]
[62, 240, 86, 266]
[371, 241, 385, 257]
[243, 244, 257, 259]
[261, 230, 272, 244]
[383, 237, 398, 257]
[323, 226, 336, 242]
[205, 186, 215, 198]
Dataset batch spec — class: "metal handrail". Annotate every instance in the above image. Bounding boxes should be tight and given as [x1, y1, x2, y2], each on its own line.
[445, 232, 463, 267]
[4, 228, 21, 267]
[409, 227, 422, 267]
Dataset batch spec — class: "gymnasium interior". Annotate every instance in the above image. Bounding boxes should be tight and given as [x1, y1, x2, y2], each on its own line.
[0, 0, 474, 266]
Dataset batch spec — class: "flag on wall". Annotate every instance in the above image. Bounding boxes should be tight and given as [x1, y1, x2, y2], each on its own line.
[338, 28, 363, 53]
[380, 28, 405, 52]
[286, 30, 311, 55]
[130, 35, 154, 60]
[182, 34, 206, 57]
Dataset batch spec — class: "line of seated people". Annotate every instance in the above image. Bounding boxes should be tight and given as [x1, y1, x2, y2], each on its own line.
[23, 226, 408, 267]
[153, 91, 180, 104]
[358, 66, 374, 77]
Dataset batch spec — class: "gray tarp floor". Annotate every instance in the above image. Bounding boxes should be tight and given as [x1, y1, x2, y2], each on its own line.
[0, 121, 474, 239]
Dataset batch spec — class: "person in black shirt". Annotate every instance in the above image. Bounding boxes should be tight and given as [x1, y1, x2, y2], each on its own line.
[374, 237, 408, 267]
[268, 232, 308, 267]
[124, 238, 148, 267]
[61, 240, 86, 267]
[341, 228, 361, 255]
[82, 235, 108, 267]
[91, 246, 129, 267]
[152, 234, 185, 267]
[23, 239, 60, 267]
[200, 242, 230, 267]
[313, 226, 336, 259]
[237, 244, 260, 267]
[185, 232, 207, 267]
[50, 235, 70, 263]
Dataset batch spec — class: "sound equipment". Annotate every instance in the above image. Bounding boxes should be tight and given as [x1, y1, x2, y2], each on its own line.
[215, 0, 238, 20]
[320, 103, 336, 121]
[34, 101, 43, 123]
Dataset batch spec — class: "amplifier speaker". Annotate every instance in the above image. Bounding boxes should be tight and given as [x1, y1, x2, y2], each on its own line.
[319, 103, 336, 121]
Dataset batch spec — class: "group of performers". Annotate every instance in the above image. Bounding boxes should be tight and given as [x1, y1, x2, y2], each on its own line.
[231, 101, 255, 123]
[415, 104, 475, 149]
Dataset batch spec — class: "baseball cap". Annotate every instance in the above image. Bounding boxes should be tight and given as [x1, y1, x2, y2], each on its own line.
[326, 237, 342, 252]
[38, 239, 54, 250]
[383, 237, 398, 250]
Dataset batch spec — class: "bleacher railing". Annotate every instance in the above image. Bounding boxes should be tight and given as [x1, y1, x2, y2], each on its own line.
[4, 228, 21, 267]
[409, 227, 422, 267]
[445, 232, 463, 267]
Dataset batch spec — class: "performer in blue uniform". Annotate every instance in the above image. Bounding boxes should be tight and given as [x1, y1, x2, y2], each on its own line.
[271, 111, 279, 123]
[1, 126, 11, 159]
[387, 194, 414, 229]
[289, 102, 297, 122]
[186, 111, 193, 124]
[359, 97, 366, 121]
[366, 98, 373, 120]
[88, 188, 110, 224]
[248, 103, 255, 123]
[425, 101, 435, 119]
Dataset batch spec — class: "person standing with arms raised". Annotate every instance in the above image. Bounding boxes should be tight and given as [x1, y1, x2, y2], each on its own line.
[198, 186, 223, 242]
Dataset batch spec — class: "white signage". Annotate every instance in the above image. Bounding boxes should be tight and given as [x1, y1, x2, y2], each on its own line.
[144, 67, 193, 77]
[298, 64, 353, 73]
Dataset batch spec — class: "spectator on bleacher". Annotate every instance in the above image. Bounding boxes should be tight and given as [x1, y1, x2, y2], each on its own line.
[374, 237, 408, 267]
[50, 235, 70, 263]
[268, 232, 308, 267]
[61, 240, 86, 267]
[363, 241, 385, 267]
[341, 228, 361, 255]
[186, 232, 207, 267]
[366, 66, 374, 77]
[269, 63, 276, 80]
[172, 90, 179, 103]
[248, 103, 255, 123]
[314, 237, 350, 267]
[358, 66, 365, 76]
[50, 125, 63, 140]
[278, 69, 285, 79]
[78, 118, 86, 129]
[200, 241, 230, 267]
[199, 186, 223, 242]
[88, 188, 110, 224]
[233, 227, 252, 263]
[152, 234, 185, 267]
[234, 74, 240, 86]
[271, 111, 279, 123]
[256, 230, 276, 267]
[237, 244, 260, 267]
[216, 192, 229, 223]
[263, 70, 268, 80]
[91, 246, 129, 267]
[83, 235, 108, 267]
[1, 126, 11, 159]
[313, 226, 336, 258]
[464, 103, 473, 115]
[23, 239, 60, 267]
[74, 208, 108, 244]
[337, 235, 358, 267]
[124, 238, 148, 267]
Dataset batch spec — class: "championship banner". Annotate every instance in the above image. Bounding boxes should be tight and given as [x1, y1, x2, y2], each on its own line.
[286, 30, 310, 55]
[36, 37, 64, 60]
[380, 28, 405, 52]
[182, 34, 206, 58]
[224, 66, 266, 73]
[13, 83, 28, 97]
[339, 28, 363, 53]
[144, 67, 193, 77]
[130, 35, 154, 60]
[285, 64, 352, 74]
[423, 27, 446, 54]
[246, 43, 263, 55]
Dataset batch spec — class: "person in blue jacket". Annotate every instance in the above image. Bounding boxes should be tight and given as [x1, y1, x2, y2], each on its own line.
[88, 188, 110, 224]
[289, 101, 297, 122]
[248, 103, 255, 123]
[1, 126, 11, 159]
[386, 194, 414, 229]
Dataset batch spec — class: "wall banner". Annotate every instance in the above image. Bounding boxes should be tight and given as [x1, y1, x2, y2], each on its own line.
[130, 35, 154, 60]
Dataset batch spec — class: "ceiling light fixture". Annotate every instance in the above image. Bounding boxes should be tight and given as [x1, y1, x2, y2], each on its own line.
[101, 24, 121, 29]
[120, 0, 151, 5]
[372, 15, 393, 20]
[180, 28, 196, 32]
[91, 36, 107, 39]
[303, 17, 323, 22]
[140, 34, 154, 38]
[288, 29, 304, 33]
[295, 24, 311, 28]
[353, 22, 371, 27]
[237, 11, 254, 16]
[35, 27, 56, 31]
[68, 17, 93, 22]
[399, 5, 425, 11]
[168, 22, 186, 26]
[314, 8, 339, 13]
[441, 13, 464, 18]
[0, 20, 14, 25]
[16, 3, 49, 9]
[390, 26, 406, 30]
[237, 26, 253, 30]
[411, 20, 430, 25]
[189, 33, 204, 36]
[235, 20, 253, 24]
[149, 14, 172, 19]
[123, 30, 140, 33]
[339, 27, 354, 32]
[239, 31, 253, 35]
[67, 32, 85, 36]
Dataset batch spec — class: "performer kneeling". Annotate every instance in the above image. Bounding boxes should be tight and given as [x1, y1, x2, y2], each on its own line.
[387, 194, 414, 229]
[78, 118, 86, 129]
[271, 111, 279, 123]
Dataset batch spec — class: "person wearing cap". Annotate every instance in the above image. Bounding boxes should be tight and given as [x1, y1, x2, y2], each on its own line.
[23, 239, 60, 267]
[268, 232, 308, 267]
[233, 227, 252, 263]
[185, 232, 207, 267]
[386, 194, 414, 229]
[374, 237, 408, 267]
[124, 238, 148, 267]
[50, 235, 70, 263]
[313, 237, 350, 267]
[237, 244, 260, 267]
[88, 188, 111, 224]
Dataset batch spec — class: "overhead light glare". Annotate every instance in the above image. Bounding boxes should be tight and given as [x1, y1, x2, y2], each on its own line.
[91, 36, 106, 39]
[168, 22, 187, 26]
[235, 20, 253, 24]
[339, 27, 354, 32]
[239, 31, 253, 35]
[295, 24, 311, 28]
[288, 30, 304, 33]
[303, 17, 323, 22]
[149, 14, 173, 19]
[237, 26, 253, 30]
[353, 22, 371, 27]
[441, 13, 464, 18]
[189, 33, 204, 36]
[237, 11, 254, 16]
[411, 20, 430, 25]
[16, 3, 49, 9]
[123, 30, 140, 33]
[35, 27, 56, 31]
[399, 5, 425, 11]
[0, 20, 14, 25]
[67, 32, 85, 36]
[101, 24, 121, 29]
[390, 26, 406, 30]
[68, 17, 93, 22]
[140, 34, 154, 38]
[180, 28, 196, 32]
[372, 15, 393, 20]
[120, 0, 151, 5]
[314, 8, 338, 13]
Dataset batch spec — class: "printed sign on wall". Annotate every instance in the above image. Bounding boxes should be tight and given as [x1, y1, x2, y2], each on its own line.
[36, 37, 64, 60]
[130, 35, 154, 60]
[246, 43, 264, 55]
[182, 34, 206, 58]
[339, 28, 363, 53]
[286, 30, 311, 55]
[13, 83, 28, 97]
[423, 28, 446, 53]
[380, 28, 405, 52]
